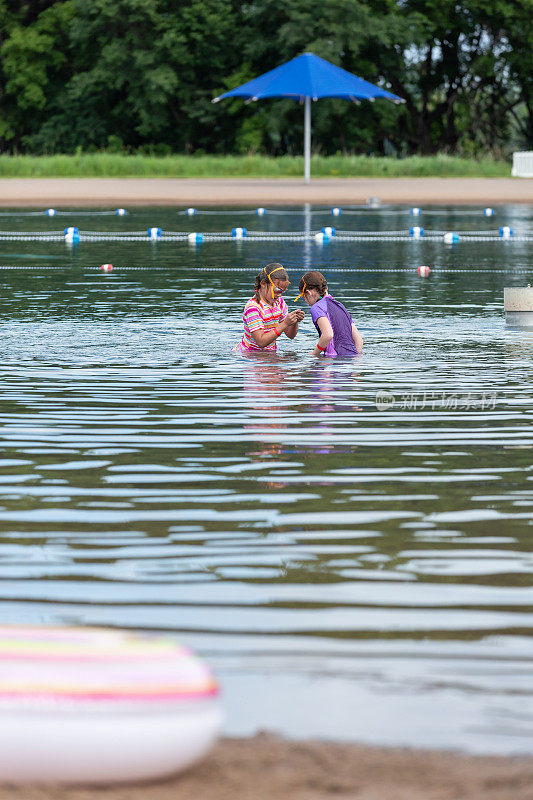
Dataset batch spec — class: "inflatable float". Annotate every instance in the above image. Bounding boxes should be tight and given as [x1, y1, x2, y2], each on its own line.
[0, 625, 222, 784]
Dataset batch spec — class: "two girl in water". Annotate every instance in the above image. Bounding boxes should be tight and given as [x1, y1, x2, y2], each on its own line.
[239, 262, 363, 357]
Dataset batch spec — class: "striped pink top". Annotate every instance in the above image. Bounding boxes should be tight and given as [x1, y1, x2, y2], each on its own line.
[241, 296, 288, 351]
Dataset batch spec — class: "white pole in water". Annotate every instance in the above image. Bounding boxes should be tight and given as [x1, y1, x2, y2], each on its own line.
[304, 201, 311, 268]
[304, 96, 311, 184]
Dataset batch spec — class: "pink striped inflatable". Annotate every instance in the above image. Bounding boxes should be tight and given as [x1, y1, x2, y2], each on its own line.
[0, 625, 222, 783]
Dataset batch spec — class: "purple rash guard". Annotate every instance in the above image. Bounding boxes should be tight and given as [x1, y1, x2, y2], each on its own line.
[310, 294, 359, 357]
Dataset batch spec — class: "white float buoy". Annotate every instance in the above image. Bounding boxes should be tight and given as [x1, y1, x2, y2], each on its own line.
[148, 227, 162, 239]
[332, 207, 342, 216]
[186, 208, 197, 216]
[443, 232, 459, 243]
[232, 227, 247, 239]
[187, 233, 203, 244]
[499, 226, 513, 239]
[411, 207, 421, 216]
[367, 197, 381, 208]
[101, 264, 113, 272]
[314, 232, 329, 243]
[504, 286, 533, 328]
[64, 227, 79, 243]
[256, 207, 266, 216]
[45, 208, 56, 217]
[410, 226, 423, 239]
[418, 265, 430, 277]
[321, 226, 336, 237]
[484, 207, 494, 217]
[0, 625, 221, 784]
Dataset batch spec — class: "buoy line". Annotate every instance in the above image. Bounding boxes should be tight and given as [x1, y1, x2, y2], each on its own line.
[0, 209, 128, 217]
[186, 266, 533, 274]
[176, 206, 505, 217]
[0, 263, 531, 275]
[0, 228, 531, 243]
[0, 206, 519, 220]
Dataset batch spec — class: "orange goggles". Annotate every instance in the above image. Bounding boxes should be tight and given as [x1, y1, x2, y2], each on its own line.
[267, 266, 290, 299]
[293, 281, 306, 302]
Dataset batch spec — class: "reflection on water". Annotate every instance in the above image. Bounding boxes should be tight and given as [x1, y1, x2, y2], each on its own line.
[0, 205, 532, 754]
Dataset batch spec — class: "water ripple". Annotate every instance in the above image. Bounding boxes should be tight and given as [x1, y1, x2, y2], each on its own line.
[0, 205, 531, 753]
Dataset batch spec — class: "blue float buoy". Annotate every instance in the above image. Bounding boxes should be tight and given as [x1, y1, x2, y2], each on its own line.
[443, 232, 459, 243]
[187, 233, 203, 244]
[45, 208, 56, 217]
[331, 207, 342, 216]
[410, 226, 424, 239]
[321, 226, 335, 237]
[64, 227, 79, 243]
[232, 227, 247, 239]
[116, 208, 127, 216]
[186, 208, 197, 216]
[499, 226, 513, 239]
[148, 227, 162, 239]
[256, 207, 266, 216]
[314, 231, 329, 243]
[484, 207, 494, 217]
[411, 207, 421, 216]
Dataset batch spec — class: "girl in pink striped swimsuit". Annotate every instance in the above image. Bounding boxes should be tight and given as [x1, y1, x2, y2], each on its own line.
[239, 263, 304, 353]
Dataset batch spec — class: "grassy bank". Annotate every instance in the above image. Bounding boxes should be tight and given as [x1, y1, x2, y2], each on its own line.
[0, 153, 510, 178]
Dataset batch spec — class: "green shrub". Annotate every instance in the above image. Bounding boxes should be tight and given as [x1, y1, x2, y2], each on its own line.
[0, 153, 511, 178]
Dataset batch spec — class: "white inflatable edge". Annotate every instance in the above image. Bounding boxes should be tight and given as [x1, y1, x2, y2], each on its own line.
[0, 702, 222, 784]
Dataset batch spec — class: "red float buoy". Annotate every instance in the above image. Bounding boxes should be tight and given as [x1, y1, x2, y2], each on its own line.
[418, 265, 430, 277]
[101, 263, 113, 272]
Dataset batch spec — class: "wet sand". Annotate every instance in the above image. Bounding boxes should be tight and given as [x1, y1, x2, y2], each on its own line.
[0, 177, 532, 206]
[2, 735, 532, 800]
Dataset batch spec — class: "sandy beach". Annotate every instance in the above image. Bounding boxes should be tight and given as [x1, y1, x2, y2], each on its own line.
[2, 735, 531, 800]
[0, 177, 532, 206]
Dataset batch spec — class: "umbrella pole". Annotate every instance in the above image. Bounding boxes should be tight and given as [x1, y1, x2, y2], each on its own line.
[304, 96, 311, 183]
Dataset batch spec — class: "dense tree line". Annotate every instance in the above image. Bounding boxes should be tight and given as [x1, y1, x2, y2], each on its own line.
[0, 0, 531, 156]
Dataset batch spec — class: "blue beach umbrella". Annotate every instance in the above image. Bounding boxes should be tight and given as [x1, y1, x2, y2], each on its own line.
[213, 52, 405, 183]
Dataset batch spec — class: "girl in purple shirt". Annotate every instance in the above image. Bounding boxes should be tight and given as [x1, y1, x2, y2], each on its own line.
[296, 271, 363, 357]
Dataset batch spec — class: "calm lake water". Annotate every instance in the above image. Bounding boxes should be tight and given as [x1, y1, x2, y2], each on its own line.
[0, 204, 532, 754]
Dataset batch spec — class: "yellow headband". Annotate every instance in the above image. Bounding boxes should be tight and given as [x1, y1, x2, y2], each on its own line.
[293, 280, 306, 302]
[267, 266, 289, 299]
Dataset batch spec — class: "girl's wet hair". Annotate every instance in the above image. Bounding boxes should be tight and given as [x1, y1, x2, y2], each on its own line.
[254, 263, 289, 300]
[299, 270, 328, 297]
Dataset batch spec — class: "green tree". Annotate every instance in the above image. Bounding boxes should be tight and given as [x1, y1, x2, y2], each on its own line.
[0, 1, 74, 148]
[0, 0, 529, 156]
[382, 0, 531, 155]
[30, 0, 243, 153]
[230, 0, 408, 156]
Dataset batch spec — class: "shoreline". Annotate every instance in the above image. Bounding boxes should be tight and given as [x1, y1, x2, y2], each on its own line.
[0, 177, 532, 206]
[3, 734, 532, 800]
